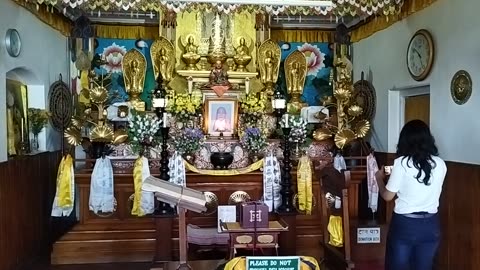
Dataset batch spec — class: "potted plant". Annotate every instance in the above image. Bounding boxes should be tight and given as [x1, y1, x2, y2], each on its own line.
[28, 108, 50, 152]
[172, 127, 205, 163]
[240, 127, 267, 162]
[127, 110, 162, 158]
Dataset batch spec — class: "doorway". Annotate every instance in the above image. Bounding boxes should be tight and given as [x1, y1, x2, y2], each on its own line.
[387, 84, 430, 152]
[404, 94, 430, 126]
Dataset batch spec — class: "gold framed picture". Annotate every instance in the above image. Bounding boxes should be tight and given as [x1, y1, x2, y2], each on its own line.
[204, 98, 238, 137]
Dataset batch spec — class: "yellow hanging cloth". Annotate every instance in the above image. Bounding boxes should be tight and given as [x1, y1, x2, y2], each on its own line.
[297, 155, 313, 215]
[131, 157, 145, 216]
[57, 154, 74, 207]
[327, 215, 344, 247]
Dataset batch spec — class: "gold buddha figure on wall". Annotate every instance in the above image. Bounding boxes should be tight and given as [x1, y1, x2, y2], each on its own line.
[122, 49, 147, 111]
[151, 36, 175, 83]
[285, 50, 307, 113]
[258, 39, 281, 95]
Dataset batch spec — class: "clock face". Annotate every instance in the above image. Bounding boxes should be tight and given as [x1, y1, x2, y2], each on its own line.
[5, 29, 21, 57]
[407, 30, 434, 81]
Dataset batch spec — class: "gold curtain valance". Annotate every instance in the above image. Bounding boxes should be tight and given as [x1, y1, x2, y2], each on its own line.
[184, 159, 264, 176]
[351, 0, 437, 42]
[271, 29, 334, 43]
[94, 24, 159, 40]
[12, 0, 72, 36]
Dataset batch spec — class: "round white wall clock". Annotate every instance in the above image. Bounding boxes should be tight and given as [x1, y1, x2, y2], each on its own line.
[407, 29, 434, 81]
[5, 29, 22, 57]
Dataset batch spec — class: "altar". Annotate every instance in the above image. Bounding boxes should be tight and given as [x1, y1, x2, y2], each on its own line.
[53, 4, 375, 268]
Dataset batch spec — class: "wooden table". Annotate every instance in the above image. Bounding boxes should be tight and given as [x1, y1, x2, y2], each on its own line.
[220, 221, 289, 259]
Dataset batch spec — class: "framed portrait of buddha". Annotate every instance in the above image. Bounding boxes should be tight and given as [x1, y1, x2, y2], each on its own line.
[204, 98, 238, 137]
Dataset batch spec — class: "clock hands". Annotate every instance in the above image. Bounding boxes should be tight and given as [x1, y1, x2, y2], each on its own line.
[413, 48, 422, 59]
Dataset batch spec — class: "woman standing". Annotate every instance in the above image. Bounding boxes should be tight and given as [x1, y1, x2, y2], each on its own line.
[375, 120, 447, 270]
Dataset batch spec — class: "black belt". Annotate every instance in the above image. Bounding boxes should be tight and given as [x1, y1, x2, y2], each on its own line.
[401, 213, 435, 218]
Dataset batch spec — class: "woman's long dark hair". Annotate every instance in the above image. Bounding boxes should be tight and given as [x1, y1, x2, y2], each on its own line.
[396, 120, 439, 185]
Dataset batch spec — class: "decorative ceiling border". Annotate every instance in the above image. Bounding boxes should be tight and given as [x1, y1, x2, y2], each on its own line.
[21, 0, 405, 17]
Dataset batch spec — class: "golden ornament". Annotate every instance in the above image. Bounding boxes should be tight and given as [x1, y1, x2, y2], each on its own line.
[71, 116, 85, 130]
[354, 119, 371, 138]
[313, 128, 333, 141]
[64, 127, 82, 146]
[112, 129, 128, 145]
[203, 191, 219, 216]
[333, 87, 352, 101]
[334, 129, 356, 149]
[347, 105, 363, 117]
[90, 125, 114, 142]
[90, 86, 108, 104]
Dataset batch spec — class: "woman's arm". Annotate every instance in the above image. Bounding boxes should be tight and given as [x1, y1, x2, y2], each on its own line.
[375, 168, 396, 201]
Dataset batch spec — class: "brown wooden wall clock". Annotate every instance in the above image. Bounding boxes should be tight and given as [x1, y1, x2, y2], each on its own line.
[407, 29, 435, 81]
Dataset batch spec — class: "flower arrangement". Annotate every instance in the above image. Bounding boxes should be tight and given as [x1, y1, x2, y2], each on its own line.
[127, 110, 161, 155]
[172, 127, 205, 155]
[28, 108, 50, 135]
[280, 115, 308, 143]
[239, 93, 267, 125]
[240, 127, 267, 154]
[166, 93, 202, 123]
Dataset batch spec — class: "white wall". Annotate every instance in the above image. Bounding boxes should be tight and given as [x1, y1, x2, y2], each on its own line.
[353, 0, 480, 164]
[0, 1, 69, 162]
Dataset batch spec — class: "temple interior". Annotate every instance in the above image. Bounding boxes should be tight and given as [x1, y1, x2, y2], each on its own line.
[0, 0, 479, 269]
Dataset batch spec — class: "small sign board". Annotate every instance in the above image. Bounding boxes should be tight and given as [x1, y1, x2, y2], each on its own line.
[357, 227, 381, 243]
[246, 256, 300, 270]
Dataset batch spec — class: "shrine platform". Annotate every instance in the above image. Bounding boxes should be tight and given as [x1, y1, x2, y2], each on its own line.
[51, 155, 369, 265]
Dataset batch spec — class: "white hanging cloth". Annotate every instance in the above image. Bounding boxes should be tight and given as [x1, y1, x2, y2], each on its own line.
[89, 157, 115, 214]
[263, 153, 281, 212]
[333, 154, 347, 172]
[140, 157, 155, 214]
[169, 152, 186, 187]
[366, 153, 379, 213]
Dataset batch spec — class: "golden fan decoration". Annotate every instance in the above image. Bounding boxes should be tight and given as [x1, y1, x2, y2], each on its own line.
[112, 129, 128, 145]
[71, 116, 85, 130]
[347, 105, 363, 117]
[228, 191, 251, 205]
[90, 86, 108, 104]
[313, 50, 371, 149]
[64, 127, 82, 146]
[333, 88, 352, 100]
[90, 125, 114, 142]
[203, 192, 219, 216]
[354, 119, 371, 138]
[334, 129, 356, 149]
[313, 128, 333, 141]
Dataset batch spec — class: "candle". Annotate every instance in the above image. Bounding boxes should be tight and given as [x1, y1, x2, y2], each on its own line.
[21, 119, 24, 141]
[284, 114, 289, 128]
[163, 113, 167, 128]
[187, 77, 193, 95]
[245, 78, 250, 94]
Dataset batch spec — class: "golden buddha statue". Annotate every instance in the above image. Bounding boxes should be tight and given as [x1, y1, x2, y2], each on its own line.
[180, 35, 201, 70]
[233, 37, 252, 72]
[258, 39, 281, 95]
[151, 37, 175, 83]
[122, 49, 147, 111]
[285, 50, 307, 114]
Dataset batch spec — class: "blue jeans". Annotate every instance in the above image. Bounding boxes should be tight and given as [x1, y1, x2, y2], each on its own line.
[385, 213, 440, 270]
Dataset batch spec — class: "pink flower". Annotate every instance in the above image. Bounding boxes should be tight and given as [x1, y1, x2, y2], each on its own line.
[297, 43, 326, 76]
[102, 43, 127, 73]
